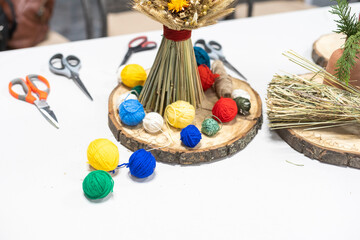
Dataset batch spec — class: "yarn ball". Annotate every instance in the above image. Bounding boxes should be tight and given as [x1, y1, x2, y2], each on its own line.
[119, 99, 145, 126]
[128, 149, 156, 178]
[232, 89, 251, 100]
[82, 170, 114, 200]
[194, 46, 210, 68]
[212, 97, 238, 123]
[201, 118, 220, 137]
[131, 85, 143, 97]
[143, 112, 164, 133]
[198, 64, 219, 91]
[120, 64, 147, 88]
[116, 92, 137, 109]
[87, 139, 119, 171]
[234, 97, 251, 115]
[180, 125, 202, 148]
[164, 100, 195, 129]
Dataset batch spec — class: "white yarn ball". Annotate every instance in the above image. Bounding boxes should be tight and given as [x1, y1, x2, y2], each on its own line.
[116, 92, 138, 109]
[232, 89, 250, 100]
[117, 65, 126, 84]
[143, 112, 164, 133]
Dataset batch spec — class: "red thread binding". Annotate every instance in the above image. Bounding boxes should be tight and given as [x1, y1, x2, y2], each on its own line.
[163, 25, 192, 42]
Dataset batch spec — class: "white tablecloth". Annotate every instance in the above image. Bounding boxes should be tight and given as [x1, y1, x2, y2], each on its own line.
[1, 5, 360, 240]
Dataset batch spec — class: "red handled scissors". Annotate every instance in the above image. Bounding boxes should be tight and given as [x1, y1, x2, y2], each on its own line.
[8, 74, 59, 129]
[118, 36, 157, 68]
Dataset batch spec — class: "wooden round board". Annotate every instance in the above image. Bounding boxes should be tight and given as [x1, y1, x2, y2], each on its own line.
[108, 77, 262, 165]
[276, 73, 360, 169]
[312, 33, 345, 67]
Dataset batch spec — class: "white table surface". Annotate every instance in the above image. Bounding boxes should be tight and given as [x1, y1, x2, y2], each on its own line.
[1, 5, 360, 240]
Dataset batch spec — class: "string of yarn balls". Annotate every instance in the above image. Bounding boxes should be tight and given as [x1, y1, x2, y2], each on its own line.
[131, 85, 143, 97]
[82, 170, 114, 200]
[128, 149, 156, 178]
[212, 97, 238, 123]
[164, 100, 195, 129]
[87, 139, 119, 171]
[180, 125, 202, 148]
[116, 92, 137, 109]
[194, 46, 210, 68]
[201, 118, 220, 136]
[198, 64, 219, 91]
[120, 64, 147, 88]
[119, 99, 145, 126]
[143, 112, 164, 133]
[232, 89, 250, 100]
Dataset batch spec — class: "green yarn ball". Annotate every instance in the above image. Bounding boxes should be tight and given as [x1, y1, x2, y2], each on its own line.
[234, 97, 251, 115]
[201, 118, 220, 136]
[131, 85, 143, 97]
[82, 170, 114, 200]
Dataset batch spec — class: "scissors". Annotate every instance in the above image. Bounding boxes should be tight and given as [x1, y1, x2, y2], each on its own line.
[194, 39, 247, 81]
[118, 36, 157, 68]
[8, 74, 59, 129]
[49, 53, 93, 101]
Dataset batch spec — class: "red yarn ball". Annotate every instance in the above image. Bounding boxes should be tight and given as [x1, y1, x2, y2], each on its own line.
[198, 64, 219, 91]
[212, 97, 238, 123]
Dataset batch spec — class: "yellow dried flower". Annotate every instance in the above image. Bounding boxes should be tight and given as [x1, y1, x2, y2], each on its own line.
[168, 0, 189, 12]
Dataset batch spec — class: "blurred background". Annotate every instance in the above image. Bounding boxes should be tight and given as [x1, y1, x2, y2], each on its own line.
[3, 0, 350, 48]
[50, 0, 320, 41]
[50, 0, 321, 43]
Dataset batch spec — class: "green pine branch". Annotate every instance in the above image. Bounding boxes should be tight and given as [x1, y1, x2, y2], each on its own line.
[335, 31, 360, 85]
[329, 0, 360, 85]
[329, 0, 359, 38]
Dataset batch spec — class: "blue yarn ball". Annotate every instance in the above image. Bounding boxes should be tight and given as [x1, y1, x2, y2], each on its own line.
[119, 99, 145, 126]
[128, 149, 156, 178]
[194, 46, 210, 68]
[180, 125, 202, 148]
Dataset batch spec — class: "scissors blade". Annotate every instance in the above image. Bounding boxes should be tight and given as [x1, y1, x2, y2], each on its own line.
[221, 58, 247, 81]
[118, 49, 132, 69]
[72, 73, 93, 101]
[35, 100, 60, 129]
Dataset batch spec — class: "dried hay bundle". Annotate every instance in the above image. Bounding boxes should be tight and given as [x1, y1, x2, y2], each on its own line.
[267, 50, 360, 129]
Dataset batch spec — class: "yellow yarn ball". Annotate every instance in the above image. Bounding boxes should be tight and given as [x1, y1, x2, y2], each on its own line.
[87, 139, 119, 171]
[120, 64, 147, 88]
[164, 100, 195, 129]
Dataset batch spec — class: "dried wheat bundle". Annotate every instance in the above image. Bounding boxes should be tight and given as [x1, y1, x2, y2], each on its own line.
[134, 0, 235, 115]
[267, 51, 360, 129]
[133, 0, 235, 31]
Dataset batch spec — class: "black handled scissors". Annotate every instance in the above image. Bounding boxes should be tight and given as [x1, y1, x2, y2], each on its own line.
[195, 39, 247, 81]
[118, 36, 157, 68]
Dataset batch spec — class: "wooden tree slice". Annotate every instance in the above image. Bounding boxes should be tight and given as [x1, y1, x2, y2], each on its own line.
[276, 74, 360, 168]
[312, 33, 345, 67]
[108, 77, 262, 165]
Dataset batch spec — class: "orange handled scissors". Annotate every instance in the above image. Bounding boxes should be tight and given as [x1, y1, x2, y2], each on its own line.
[8, 74, 59, 129]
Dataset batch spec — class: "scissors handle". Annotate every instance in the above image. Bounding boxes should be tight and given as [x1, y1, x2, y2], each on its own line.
[9, 78, 37, 104]
[49, 53, 81, 79]
[129, 36, 157, 52]
[119, 36, 157, 68]
[194, 39, 212, 53]
[194, 39, 223, 60]
[129, 36, 147, 48]
[65, 55, 81, 72]
[26, 74, 50, 100]
[49, 53, 72, 78]
[133, 41, 157, 53]
[208, 40, 222, 51]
